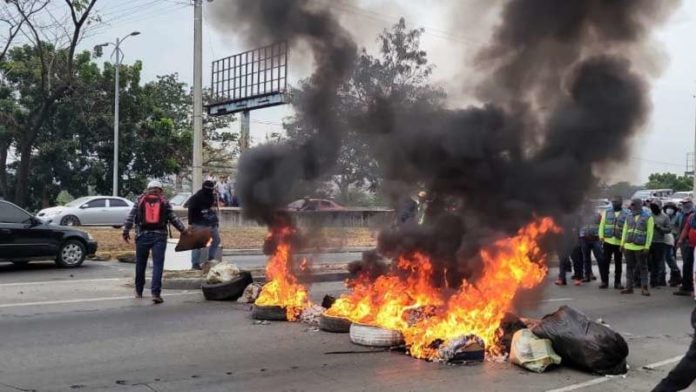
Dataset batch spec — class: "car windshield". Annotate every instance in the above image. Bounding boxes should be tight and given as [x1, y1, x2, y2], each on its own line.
[64, 197, 93, 207]
[170, 194, 189, 206]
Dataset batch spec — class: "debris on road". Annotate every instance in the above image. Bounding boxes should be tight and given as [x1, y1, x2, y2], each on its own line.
[510, 329, 561, 373]
[532, 306, 629, 375]
[300, 304, 326, 326]
[206, 261, 241, 284]
[321, 295, 336, 309]
[435, 335, 485, 364]
[237, 283, 263, 303]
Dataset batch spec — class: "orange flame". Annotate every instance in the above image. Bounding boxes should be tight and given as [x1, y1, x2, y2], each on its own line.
[255, 226, 311, 321]
[325, 217, 560, 360]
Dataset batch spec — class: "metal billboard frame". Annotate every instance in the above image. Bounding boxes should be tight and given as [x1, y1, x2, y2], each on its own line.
[207, 41, 288, 116]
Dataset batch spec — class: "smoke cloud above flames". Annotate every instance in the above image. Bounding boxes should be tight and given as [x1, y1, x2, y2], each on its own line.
[209, 0, 680, 284]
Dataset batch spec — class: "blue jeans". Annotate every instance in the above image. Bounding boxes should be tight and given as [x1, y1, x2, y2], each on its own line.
[135, 231, 167, 296]
[580, 238, 603, 279]
[191, 225, 221, 267]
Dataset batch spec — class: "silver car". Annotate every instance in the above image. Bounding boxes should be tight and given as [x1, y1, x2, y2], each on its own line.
[37, 196, 134, 227]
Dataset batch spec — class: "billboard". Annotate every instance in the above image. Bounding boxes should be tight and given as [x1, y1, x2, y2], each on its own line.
[207, 41, 288, 116]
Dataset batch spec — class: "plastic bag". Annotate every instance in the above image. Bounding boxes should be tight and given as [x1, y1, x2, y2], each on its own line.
[206, 261, 240, 284]
[510, 329, 561, 373]
[531, 306, 628, 375]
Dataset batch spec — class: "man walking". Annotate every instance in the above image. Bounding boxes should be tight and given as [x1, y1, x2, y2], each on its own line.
[649, 200, 672, 288]
[188, 180, 221, 270]
[122, 180, 188, 304]
[599, 196, 628, 289]
[676, 199, 696, 297]
[621, 198, 654, 296]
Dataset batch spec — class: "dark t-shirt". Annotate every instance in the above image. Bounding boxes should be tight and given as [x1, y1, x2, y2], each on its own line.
[187, 190, 216, 226]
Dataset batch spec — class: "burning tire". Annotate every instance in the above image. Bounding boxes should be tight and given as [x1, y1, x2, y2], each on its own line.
[251, 305, 288, 321]
[349, 323, 404, 347]
[201, 271, 253, 301]
[319, 314, 351, 333]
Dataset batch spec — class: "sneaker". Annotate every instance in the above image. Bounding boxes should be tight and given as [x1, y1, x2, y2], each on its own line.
[573, 279, 582, 286]
[620, 288, 634, 294]
[554, 279, 567, 286]
[614, 283, 624, 290]
[152, 296, 164, 304]
[582, 277, 591, 283]
[590, 275, 598, 281]
[641, 288, 651, 297]
[599, 283, 608, 289]
[673, 290, 694, 297]
[134, 292, 143, 299]
[191, 264, 202, 271]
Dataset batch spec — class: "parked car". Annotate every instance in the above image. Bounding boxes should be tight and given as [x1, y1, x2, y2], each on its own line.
[667, 191, 693, 205]
[286, 198, 345, 211]
[0, 200, 98, 267]
[170, 192, 192, 209]
[37, 196, 134, 227]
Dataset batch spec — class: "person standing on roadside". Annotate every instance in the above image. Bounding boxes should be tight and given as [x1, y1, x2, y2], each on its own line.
[122, 180, 188, 304]
[652, 307, 696, 392]
[649, 200, 672, 288]
[676, 199, 696, 297]
[579, 203, 602, 283]
[188, 180, 221, 270]
[621, 198, 654, 296]
[599, 196, 628, 289]
[664, 202, 683, 287]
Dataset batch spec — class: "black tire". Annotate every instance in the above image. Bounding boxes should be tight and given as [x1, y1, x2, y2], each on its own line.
[201, 271, 253, 301]
[55, 239, 86, 268]
[319, 314, 351, 333]
[60, 215, 81, 226]
[251, 305, 287, 321]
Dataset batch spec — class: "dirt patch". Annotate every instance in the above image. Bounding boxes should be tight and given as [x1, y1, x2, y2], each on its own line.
[86, 227, 377, 254]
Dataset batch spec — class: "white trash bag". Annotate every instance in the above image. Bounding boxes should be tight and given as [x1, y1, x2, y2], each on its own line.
[237, 283, 263, 303]
[206, 261, 240, 284]
[510, 329, 562, 373]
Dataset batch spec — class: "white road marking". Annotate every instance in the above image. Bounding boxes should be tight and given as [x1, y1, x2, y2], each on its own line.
[642, 355, 684, 370]
[0, 278, 124, 287]
[545, 355, 685, 392]
[0, 291, 199, 309]
[541, 298, 574, 302]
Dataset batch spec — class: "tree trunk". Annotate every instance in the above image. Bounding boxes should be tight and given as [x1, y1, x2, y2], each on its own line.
[14, 138, 33, 207]
[0, 141, 8, 199]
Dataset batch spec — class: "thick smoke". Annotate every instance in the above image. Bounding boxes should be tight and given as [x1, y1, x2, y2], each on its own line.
[210, 1, 680, 287]
[209, 0, 357, 225]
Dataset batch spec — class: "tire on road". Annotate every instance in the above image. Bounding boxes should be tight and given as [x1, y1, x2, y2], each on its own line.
[319, 314, 352, 333]
[55, 239, 86, 268]
[251, 305, 288, 321]
[349, 323, 404, 347]
[201, 271, 253, 301]
[60, 215, 81, 226]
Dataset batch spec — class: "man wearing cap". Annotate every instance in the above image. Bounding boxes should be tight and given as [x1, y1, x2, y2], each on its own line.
[122, 180, 188, 304]
[188, 180, 221, 269]
[621, 198, 655, 296]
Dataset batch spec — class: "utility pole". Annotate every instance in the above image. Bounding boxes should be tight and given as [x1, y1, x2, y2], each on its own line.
[693, 94, 696, 195]
[240, 111, 250, 150]
[192, 0, 203, 191]
[97, 32, 140, 197]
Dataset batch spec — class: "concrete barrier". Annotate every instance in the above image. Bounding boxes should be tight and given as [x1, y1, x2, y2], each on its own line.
[173, 207, 395, 228]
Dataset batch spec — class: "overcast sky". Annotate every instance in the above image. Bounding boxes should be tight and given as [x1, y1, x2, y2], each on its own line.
[79, 0, 696, 184]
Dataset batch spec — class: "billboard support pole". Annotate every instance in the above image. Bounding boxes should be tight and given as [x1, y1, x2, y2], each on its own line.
[240, 110, 250, 151]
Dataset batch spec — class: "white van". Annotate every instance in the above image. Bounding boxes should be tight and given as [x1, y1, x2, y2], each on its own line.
[631, 189, 673, 202]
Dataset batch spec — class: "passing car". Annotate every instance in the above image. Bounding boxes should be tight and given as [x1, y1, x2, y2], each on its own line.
[37, 196, 134, 227]
[0, 200, 98, 267]
[286, 198, 345, 211]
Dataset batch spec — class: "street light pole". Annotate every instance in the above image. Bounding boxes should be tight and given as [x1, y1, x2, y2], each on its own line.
[192, 0, 203, 191]
[99, 32, 140, 197]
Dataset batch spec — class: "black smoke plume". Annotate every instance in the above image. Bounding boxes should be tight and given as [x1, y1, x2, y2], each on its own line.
[210, 0, 680, 287]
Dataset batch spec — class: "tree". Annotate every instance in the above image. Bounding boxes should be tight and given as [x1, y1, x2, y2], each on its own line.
[645, 172, 692, 192]
[1, 0, 98, 207]
[284, 18, 444, 204]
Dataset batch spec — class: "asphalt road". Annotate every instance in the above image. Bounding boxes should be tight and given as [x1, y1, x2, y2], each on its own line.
[0, 260, 694, 392]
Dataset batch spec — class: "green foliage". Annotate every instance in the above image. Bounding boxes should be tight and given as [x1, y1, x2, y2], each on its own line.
[645, 172, 692, 192]
[56, 191, 74, 205]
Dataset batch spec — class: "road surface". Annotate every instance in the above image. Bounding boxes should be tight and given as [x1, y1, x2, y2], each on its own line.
[0, 260, 693, 392]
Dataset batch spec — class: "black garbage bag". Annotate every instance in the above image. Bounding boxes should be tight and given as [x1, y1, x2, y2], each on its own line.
[531, 305, 628, 375]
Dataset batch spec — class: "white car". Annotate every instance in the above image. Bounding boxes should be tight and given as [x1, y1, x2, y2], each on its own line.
[37, 196, 134, 227]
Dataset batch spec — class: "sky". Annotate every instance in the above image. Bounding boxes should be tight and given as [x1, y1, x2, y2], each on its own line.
[75, 0, 696, 185]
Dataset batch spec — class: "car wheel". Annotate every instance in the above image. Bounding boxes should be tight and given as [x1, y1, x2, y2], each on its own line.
[55, 240, 86, 268]
[60, 215, 81, 226]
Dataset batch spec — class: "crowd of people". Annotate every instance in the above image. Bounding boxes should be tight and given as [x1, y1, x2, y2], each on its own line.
[205, 175, 239, 207]
[556, 195, 696, 300]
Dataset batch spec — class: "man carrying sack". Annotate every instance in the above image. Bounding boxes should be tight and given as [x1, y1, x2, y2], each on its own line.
[187, 180, 221, 270]
[122, 180, 188, 304]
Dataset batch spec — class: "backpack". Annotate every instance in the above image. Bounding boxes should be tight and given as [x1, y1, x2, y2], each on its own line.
[139, 194, 166, 229]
